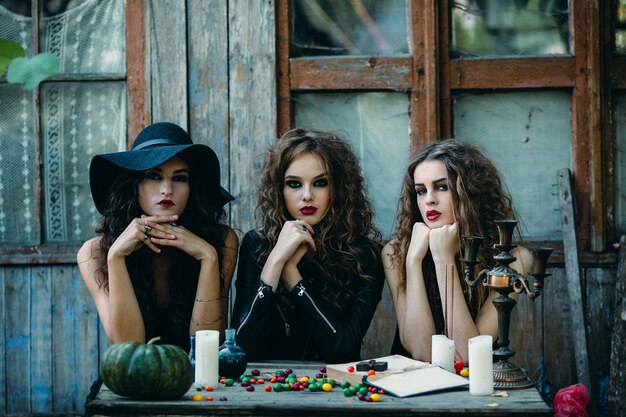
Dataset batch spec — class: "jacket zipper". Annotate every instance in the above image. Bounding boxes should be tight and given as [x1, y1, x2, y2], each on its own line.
[236, 284, 265, 335]
[295, 282, 336, 333]
[275, 305, 291, 336]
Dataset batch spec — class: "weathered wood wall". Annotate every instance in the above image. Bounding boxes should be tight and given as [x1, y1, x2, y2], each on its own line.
[0, 1, 620, 416]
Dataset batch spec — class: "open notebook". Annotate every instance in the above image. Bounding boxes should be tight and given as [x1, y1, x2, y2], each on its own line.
[326, 354, 469, 397]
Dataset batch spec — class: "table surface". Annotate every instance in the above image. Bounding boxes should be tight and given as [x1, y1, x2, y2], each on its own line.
[86, 362, 552, 417]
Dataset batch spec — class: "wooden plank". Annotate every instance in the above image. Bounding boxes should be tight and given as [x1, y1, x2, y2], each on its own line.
[5, 267, 31, 413]
[420, 0, 440, 143]
[87, 362, 551, 416]
[126, 0, 149, 143]
[147, 0, 188, 129]
[187, 0, 230, 216]
[585, 267, 618, 416]
[448, 58, 575, 90]
[29, 266, 52, 412]
[52, 266, 77, 412]
[361, 281, 396, 359]
[0, 244, 83, 265]
[557, 168, 591, 390]
[0, 268, 6, 414]
[228, 0, 277, 235]
[75, 265, 101, 413]
[509, 282, 544, 388]
[541, 268, 574, 401]
[608, 235, 626, 417]
[407, 0, 422, 153]
[438, 0, 452, 139]
[276, 0, 291, 135]
[290, 57, 413, 90]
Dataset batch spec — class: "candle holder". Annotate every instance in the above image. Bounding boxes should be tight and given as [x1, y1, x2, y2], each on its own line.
[461, 220, 553, 389]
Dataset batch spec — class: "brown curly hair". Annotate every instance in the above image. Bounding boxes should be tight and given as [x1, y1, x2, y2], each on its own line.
[256, 128, 381, 307]
[390, 139, 518, 308]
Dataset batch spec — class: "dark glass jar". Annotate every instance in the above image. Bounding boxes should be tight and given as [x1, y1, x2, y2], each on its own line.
[188, 334, 196, 371]
[218, 328, 247, 379]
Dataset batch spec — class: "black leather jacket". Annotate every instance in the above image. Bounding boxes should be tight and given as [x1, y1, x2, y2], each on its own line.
[231, 230, 384, 364]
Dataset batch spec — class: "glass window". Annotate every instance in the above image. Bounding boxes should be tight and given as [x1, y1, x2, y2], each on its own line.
[451, 0, 570, 57]
[0, 0, 127, 246]
[453, 91, 572, 241]
[615, 93, 626, 237]
[291, 0, 408, 57]
[616, 0, 626, 54]
[294, 92, 410, 238]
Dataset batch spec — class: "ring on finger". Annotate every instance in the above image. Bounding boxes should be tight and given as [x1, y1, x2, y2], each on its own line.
[143, 234, 149, 241]
[144, 225, 152, 233]
[301, 224, 307, 232]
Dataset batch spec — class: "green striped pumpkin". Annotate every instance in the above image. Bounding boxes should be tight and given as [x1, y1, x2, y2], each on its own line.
[100, 337, 193, 399]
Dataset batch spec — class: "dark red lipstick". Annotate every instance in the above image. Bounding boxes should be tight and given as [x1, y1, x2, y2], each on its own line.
[300, 206, 317, 216]
[158, 199, 175, 208]
[426, 210, 441, 221]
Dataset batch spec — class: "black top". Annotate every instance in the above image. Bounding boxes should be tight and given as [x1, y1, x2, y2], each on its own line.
[231, 230, 385, 364]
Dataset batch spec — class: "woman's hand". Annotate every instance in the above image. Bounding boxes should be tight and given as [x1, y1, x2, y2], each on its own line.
[107, 214, 179, 260]
[273, 220, 316, 266]
[429, 222, 459, 263]
[407, 222, 431, 264]
[261, 220, 316, 290]
[145, 218, 218, 263]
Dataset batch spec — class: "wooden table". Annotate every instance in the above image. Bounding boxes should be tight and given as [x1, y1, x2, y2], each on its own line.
[86, 362, 552, 417]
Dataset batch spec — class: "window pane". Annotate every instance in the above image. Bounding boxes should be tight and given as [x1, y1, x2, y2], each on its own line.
[616, 0, 626, 54]
[615, 93, 626, 237]
[0, 86, 38, 245]
[41, 82, 126, 243]
[291, 0, 408, 57]
[453, 91, 572, 241]
[42, 0, 126, 74]
[0, 4, 34, 55]
[451, 0, 569, 57]
[294, 92, 410, 238]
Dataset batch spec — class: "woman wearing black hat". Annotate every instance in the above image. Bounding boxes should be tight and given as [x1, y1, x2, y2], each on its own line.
[77, 122, 237, 351]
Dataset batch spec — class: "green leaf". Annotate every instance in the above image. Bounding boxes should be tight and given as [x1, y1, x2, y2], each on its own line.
[0, 38, 26, 76]
[7, 53, 60, 90]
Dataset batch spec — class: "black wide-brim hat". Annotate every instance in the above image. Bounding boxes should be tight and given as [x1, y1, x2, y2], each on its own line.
[89, 122, 234, 214]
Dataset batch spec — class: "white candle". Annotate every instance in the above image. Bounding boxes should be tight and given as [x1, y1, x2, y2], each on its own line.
[468, 335, 494, 395]
[195, 330, 219, 387]
[431, 335, 456, 373]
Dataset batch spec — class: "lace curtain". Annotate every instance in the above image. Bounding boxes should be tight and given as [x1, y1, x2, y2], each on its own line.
[0, 0, 126, 245]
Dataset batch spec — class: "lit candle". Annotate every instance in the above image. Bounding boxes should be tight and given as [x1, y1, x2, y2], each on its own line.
[195, 330, 219, 387]
[468, 335, 494, 395]
[431, 335, 455, 373]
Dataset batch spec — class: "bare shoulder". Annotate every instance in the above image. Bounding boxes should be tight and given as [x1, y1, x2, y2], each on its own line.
[381, 239, 397, 268]
[511, 245, 534, 273]
[222, 226, 239, 251]
[77, 237, 103, 265]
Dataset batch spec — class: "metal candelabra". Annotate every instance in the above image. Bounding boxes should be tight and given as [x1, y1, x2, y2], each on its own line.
[460, 219, 553, 389]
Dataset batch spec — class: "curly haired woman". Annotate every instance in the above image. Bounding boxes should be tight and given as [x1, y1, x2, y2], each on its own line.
[383, 139, 533, 363]
[77, 122, 238, 352]
[232, 128, 384, 363]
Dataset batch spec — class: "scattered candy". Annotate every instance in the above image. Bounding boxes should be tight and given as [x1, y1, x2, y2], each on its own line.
[454, 359, 464, 374]
[264, 385, 272, 392]
[322, 383, 333, 392]
[257, 378, 265, 384]
[205, 396, 213, 401]
[251, 369, 261, 376]
[460, 369, 469, 377]
[319, 366, 327, 373]
[219, 397, 228, 401]
[224, 378, 235, 386]
[205, 385, 214, 391]
[191, 394, 203, 401]
[370, 393, 381, 402]
[367, 370, 376, 376]
[347, 365, 355, 373]
[246, 385, 255, 392]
